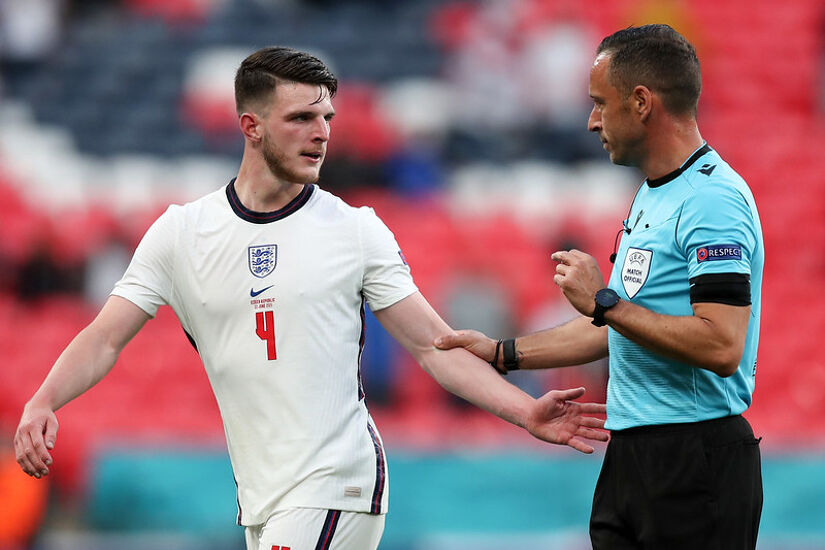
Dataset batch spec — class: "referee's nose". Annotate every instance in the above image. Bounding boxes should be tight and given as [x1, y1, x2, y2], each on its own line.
[588, 104, 602, 134]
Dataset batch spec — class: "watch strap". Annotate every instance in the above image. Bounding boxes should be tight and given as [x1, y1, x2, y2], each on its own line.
[592, 304, 608, 327]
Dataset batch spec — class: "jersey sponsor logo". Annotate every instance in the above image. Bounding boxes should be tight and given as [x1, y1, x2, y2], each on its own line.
[249, 244, 277, 278]
[621, 247, 652, 299]
[696, 244, 741, 263]
[631, 209, 644, 231]
[250, 285, 274, 297]
[698, 163, 717, 176]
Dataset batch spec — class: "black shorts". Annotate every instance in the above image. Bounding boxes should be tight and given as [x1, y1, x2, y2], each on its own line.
[590, 415, 763, 550]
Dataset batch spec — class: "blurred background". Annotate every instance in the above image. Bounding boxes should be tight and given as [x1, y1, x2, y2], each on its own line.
[1, 0, 824, 548]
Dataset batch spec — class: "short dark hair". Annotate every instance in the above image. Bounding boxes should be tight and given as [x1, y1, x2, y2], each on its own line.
[596, 24, 701, 116]
[234, 46, 338, 115]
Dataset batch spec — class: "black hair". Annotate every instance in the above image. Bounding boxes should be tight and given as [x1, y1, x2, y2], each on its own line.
[597, 24, 701, 116]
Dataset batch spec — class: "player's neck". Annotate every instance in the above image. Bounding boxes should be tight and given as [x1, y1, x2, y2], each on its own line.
[640, 120, 704, 181]
[234, 162, 305, 213]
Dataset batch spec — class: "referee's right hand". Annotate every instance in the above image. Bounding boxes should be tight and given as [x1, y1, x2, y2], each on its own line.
[433, 329, 496, 364]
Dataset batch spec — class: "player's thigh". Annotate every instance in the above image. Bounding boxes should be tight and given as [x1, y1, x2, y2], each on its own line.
[325, 510, 384, 550]
[245, 523, 263, 550]
[246, 508, 384, 550]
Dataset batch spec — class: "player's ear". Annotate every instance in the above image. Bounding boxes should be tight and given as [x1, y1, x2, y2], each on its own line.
[239, 112, 263, 142]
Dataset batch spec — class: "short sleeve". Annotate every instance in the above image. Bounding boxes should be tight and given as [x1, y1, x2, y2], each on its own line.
[677, 183, 758, 280]
[358, 207, 418, 311]
[110, 206, 179, 317]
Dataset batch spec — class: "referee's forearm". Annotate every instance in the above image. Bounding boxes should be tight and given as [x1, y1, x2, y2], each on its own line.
[515, 316, 609, 370]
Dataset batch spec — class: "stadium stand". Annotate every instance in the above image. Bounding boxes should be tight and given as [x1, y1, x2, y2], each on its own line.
[1, 0, 825, 547]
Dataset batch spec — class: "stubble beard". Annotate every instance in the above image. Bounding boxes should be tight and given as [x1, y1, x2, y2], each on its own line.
[261, 134, 320, 185]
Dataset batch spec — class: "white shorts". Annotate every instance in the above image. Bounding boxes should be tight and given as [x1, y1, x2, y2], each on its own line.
[244, 507, 385, 550]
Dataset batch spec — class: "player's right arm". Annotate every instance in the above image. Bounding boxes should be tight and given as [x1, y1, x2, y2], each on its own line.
[376, 292, 607, 453]
[434, 315, 609, 371]
[14, 295, 151, 479]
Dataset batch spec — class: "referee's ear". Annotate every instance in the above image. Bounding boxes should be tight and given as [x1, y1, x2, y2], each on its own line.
[632, 84, 654, 122]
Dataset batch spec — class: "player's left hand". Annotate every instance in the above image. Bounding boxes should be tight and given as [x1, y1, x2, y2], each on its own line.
[551, 249, 605, 317]
[525, 387, 608, 453]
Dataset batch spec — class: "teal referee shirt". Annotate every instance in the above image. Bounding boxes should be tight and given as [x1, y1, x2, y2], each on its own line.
[605, 144, 764, 430]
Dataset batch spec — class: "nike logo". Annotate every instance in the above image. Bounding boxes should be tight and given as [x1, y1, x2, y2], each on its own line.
[250, 285, 274, 297]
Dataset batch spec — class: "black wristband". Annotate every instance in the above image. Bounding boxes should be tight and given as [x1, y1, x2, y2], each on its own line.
[502, 338, 519, 371]
[490, 339, 506, 375]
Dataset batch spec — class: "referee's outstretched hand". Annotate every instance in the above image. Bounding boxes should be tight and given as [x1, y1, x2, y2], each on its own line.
[526, 387, 608, 453]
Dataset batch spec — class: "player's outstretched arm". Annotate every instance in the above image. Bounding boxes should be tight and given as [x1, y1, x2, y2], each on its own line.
[374, 292, 607, 453]
[14, 296, 151, 478]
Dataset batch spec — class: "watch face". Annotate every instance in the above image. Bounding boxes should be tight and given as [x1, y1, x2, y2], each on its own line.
[596, 288, 620, 307]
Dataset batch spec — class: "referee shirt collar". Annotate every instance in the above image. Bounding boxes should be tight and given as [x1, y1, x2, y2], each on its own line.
[646, 143, 712, 188]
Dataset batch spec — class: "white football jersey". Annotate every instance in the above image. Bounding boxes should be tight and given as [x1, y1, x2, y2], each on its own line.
[111, 181, 417, 526]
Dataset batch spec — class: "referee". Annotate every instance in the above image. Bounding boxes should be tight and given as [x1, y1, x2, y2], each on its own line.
[435, 24, 763, 549]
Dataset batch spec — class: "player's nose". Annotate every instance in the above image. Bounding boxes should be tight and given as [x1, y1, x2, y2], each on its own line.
[312, 117, 330, 142]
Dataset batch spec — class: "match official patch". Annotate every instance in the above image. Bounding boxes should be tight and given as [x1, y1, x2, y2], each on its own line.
[621, 247, 652, 299]
[696, 244, 741, 263]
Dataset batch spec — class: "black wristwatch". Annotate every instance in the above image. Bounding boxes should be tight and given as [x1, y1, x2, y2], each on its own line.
[592, 288, 620, 327]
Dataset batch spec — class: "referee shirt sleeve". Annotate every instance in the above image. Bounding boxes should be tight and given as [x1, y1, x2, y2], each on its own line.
[676, 182, 758, 282]
[110, 206, 178, 317]
[358, 207, 418, 312]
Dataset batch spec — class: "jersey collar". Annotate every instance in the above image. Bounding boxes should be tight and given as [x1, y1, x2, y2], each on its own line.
[225, 178, 315, 224]
[646, 143, 712, 188]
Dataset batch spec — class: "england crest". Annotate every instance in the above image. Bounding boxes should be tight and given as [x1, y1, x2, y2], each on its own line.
[248, 244, 277, 278]
[621, 247, 652, 299]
